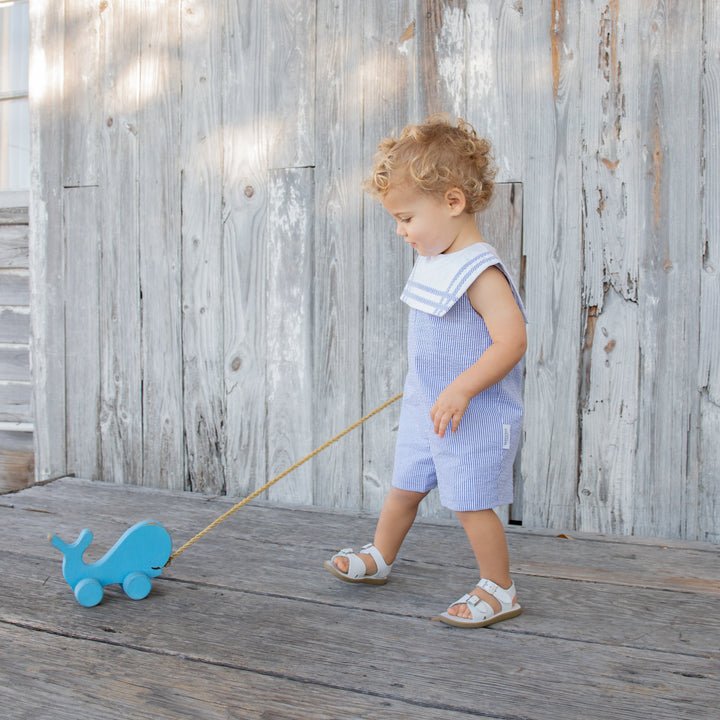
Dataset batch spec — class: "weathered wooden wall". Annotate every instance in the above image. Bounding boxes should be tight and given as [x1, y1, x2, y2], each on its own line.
[27, 0, 720, 542]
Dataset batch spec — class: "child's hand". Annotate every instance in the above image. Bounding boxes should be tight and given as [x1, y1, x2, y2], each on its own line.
[431, 385, 471, 438]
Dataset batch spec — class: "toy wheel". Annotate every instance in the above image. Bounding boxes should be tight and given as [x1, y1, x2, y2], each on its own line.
[74, 577, 103, 607]
[123, 571, 152, 600]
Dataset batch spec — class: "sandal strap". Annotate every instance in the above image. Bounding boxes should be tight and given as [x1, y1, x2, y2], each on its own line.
[361, 543, 392, 577]
[476, 578, 516, 609]
[446, 592, 494, 623]
[331, 544, 392, 580]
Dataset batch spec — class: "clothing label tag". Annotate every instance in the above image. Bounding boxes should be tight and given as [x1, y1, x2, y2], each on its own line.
[502, 424, 511, 450]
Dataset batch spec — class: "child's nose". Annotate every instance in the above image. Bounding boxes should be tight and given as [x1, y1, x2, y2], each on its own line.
[396, 223, 406, 236]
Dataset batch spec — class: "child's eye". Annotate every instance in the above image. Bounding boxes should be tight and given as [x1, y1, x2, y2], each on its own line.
[401, 217, 411, 223]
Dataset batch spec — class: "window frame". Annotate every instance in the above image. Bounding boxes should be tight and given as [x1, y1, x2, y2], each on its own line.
[0, 0, 30, 198]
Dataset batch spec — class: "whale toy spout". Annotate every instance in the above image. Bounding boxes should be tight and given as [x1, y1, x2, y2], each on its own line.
[49, 520, 172, 607]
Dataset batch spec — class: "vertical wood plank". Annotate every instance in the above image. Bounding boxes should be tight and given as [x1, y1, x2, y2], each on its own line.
[577, 1, 641, 535]
[62, 0, 101, 187]
[64, 186, 100, 480]
[138, 0, 184, 491]
[418, 0, 467, 118]
[314, 0, 365, 508]
[578, 291, 638, 534]
[466, 0, 524, 181]
[221, 0, 267, 497]
[521, 0, 583, 530]
[266, 0, 315, 169]
[262, 0, 316, 503]
[635, 2, 702, 538]
[98, 0, 142, 485]
[361, 0, 415, 514]
[266, 168, 315, 504]
[28, 0, 66, 481]
[180, 0, 225, 494]
[698, 0, 720, 541]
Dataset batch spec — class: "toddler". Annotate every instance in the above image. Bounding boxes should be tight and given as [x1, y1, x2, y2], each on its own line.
[325, 115, 527, 628]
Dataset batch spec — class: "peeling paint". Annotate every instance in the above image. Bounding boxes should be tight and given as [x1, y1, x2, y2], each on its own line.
[400, 21, 415, 43]
[598, 0, 624, 167]
[601, 157, 620, 172]
[653, 122, 663, 228]
[584, 305, 598, 352]
[550, 0, 565, 100]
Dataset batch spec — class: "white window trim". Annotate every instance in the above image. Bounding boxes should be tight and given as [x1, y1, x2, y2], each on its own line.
[0, 0, 30, 195]
[0, 189, 29, 209]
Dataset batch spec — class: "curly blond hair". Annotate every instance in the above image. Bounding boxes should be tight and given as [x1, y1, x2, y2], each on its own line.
[363, 115, 496, 213]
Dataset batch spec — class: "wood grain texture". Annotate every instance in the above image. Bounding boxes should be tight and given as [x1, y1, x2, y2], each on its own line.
[698, 0, 720, 543]
[0, 428, 33, 492]
[0, 307, 29, 344]
[0, 347, 30, 382]
[263, 2, 316, 505]
[635, 3, 703, 539]
[266, 167, 315, 505]
[0, 382, 31, 423]
[0, 270, 29, 306]
[221, 0, 268, 497]
[520, 0, 583, 530]
[62, 0, 101, 187]
[180, 0, 225, 494]
[313, 0, 365, 509]
[266, 0, 315, 169]
[581, 0, 639, 308]
[578, 2, 640, 535]
[138, 2, 184, 491]
[0, 204, 29, 224]
[466, 0, 523, 182]
[64, 186, 100, 480]
[0, 225, 29, 267]
[419, 0, 467, 118]
[2, 478, 719, 720]
[97, 1, 142, 486]
[28, 0, 67, 480]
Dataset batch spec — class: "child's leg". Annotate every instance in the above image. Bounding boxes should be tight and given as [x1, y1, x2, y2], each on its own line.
[332, 487, 427, 574]
[446, 508, 516, 618]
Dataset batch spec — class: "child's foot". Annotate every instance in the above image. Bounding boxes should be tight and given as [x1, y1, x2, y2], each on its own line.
[439, 579, 521, 628]
[332, 551, 377, 576]
[445, 583, 510, 619]
[324, 544, 391, 585]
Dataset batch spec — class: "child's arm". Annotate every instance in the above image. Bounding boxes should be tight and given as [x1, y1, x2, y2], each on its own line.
[430, 266, 527, 438]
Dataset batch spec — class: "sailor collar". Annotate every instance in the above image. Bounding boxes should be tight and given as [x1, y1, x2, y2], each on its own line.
[401, 243, 523, 318]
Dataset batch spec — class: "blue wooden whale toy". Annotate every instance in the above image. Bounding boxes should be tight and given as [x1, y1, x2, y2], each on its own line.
[49, 520, 172, 607]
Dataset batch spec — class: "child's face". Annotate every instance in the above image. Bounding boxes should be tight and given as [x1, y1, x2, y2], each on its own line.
[381, 184, 463, 256]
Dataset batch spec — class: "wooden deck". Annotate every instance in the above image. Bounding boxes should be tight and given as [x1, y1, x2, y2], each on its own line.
[1, 477, 718, 719]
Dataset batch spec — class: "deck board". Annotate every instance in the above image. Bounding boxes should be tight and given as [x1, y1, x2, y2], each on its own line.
[1, 478, 718, 719]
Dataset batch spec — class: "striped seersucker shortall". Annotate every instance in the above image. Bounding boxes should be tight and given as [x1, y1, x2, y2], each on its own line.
[391, 243, 526, 512]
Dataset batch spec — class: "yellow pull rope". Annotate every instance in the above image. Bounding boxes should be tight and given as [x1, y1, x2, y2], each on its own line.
[166, 392, 403, 566]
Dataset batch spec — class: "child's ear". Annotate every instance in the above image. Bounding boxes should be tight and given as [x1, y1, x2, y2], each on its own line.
[445, 188, 466, 216]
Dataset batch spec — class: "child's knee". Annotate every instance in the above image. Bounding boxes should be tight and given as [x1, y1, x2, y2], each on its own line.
[389, 486, 427, 509]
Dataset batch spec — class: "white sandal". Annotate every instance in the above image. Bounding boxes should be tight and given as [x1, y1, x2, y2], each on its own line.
[438, 578, 522, 628]
[324, 543, 392, 585]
